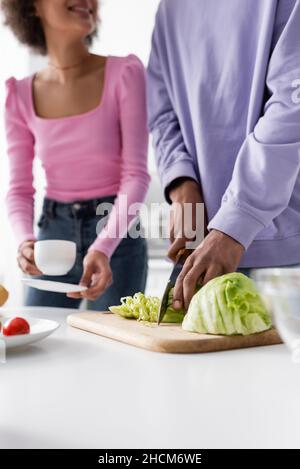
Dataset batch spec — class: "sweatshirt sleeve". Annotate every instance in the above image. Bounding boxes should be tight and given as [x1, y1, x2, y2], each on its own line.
[147, 7, 199, 201]
[208, 1, 300, 249]
[89, 55, 150, 258]
[5, 78, 36, 247]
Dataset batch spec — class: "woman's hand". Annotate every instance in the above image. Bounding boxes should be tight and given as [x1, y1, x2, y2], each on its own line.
[173, 230, 245, 311]
[17, 240, 42, 276]
[67, 250, 113, 301]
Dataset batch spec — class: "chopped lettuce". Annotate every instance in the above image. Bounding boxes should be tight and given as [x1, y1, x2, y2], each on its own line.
[182, 273, 272, 336]
[109, 290, 185, 323]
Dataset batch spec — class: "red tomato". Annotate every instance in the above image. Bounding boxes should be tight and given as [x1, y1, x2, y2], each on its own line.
[3, 317, 30, 336]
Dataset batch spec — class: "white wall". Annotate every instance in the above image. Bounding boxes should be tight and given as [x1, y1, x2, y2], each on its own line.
[0, 0, 162, 306]
[95, 0, 160, 64]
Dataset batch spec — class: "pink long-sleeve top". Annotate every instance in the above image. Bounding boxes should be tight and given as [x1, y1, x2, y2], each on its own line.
[5, 55, 150, 258]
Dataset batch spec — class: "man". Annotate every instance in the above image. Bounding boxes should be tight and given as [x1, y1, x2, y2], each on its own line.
[147, 0, 300, 311]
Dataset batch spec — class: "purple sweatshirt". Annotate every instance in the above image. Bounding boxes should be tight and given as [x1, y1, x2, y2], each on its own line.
[147, 0, 300, 268]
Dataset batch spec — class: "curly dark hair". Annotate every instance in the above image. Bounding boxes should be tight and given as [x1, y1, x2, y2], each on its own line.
[1, 0, 98, 55]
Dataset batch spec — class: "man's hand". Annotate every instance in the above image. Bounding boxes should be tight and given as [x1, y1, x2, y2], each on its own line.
[168, 178, 208, 261]
[67, 251, 113, 301]
[172, 230, 245, 311]
[17, 240, 42, 276]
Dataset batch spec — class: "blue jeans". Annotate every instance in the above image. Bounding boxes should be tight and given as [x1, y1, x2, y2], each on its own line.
[26, 197, 148, 311]
[237, 268, 253, 277]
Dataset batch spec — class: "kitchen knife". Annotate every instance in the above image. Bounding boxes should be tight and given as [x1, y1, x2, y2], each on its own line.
[157, 248, 188, 325]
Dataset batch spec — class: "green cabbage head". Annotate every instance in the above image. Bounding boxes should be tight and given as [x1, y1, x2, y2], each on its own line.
[182, 273, 272, 336]
[109, 290, 185, 323]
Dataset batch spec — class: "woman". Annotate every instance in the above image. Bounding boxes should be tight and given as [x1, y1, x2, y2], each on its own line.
[3, 0, 150, 309]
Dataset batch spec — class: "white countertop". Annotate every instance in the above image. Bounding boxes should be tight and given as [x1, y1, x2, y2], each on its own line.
[0, 306, 299, 449]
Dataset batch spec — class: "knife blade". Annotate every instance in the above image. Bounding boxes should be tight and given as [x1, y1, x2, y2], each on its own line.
[157, 248, 188, 325]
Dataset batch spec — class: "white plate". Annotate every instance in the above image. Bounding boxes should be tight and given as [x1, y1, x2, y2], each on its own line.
[22, 278, 88, 294]
[0, 316, 60, 350]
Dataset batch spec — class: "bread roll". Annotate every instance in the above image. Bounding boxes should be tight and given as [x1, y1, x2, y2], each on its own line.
[0, 285, 9, 307]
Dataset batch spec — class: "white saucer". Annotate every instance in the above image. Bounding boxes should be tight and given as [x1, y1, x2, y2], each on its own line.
[0, 316, 60, 350]
[22, 278, 88, 294]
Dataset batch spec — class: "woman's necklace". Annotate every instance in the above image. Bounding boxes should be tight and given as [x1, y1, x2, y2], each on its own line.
[48, 53, 91, 71]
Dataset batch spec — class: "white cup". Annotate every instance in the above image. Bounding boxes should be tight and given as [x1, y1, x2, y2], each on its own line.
[34, 240, 76, 276]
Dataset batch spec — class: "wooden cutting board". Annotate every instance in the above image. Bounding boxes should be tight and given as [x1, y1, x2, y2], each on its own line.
[67, 312, 282, 354]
